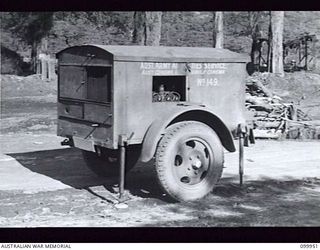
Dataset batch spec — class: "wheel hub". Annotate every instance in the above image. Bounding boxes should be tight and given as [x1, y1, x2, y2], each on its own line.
[174, 139, 210, 185]
[191, 158, 202, 169]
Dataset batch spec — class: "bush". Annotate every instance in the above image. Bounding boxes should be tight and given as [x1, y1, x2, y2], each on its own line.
[1, 45, 24, 75]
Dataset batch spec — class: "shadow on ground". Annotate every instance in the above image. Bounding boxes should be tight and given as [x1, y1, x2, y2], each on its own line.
[141, 177, 320, 226]
[7, 148, 170, 202]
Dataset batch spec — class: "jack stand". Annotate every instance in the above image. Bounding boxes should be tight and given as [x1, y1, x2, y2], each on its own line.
[118, 134, 127, 202]
[237, 124, 246, 187]
[239, 132, 244, 187]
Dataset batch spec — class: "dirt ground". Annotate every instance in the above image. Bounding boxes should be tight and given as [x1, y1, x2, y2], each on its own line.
[0, 74, 320, 227]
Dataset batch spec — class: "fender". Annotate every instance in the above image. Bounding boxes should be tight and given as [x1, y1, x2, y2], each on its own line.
[140, 105, 236, 163]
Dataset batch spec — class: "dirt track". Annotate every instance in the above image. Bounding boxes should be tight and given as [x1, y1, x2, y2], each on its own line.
[0, 74, 320, 227]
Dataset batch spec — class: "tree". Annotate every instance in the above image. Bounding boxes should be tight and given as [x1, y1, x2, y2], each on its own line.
[213, 12, 224, 48]
[2, 12, 54, 73]
[270, 11, 284, 75]
[132, 12, 162, 46]
[247, 12, 263, 64]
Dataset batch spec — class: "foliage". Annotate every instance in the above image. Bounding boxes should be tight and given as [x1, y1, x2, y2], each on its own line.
[0, 45, 23, 75]
[48, 12, 134, 53]
[1, 11, 320, 57]
[2, 12, 53, 46]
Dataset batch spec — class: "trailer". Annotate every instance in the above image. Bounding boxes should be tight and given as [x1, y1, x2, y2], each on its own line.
[56, 45, 251, 202]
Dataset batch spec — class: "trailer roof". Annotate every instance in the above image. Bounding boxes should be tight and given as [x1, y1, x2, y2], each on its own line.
[57, 45, 250, 63]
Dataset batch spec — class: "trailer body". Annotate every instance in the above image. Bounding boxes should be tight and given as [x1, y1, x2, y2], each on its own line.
[57, 45, 249, 151]
[56, 45, 250, 201]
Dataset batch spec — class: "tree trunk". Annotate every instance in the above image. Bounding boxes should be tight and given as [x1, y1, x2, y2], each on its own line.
[30, 40, 38, 74]
[213, 12, 224, 48]
[270, 11, 284, 76]
[40, 36, 48, 54]
[132, 12, 146, 45]
[267, 18, 272, 73]
[250, 24, 262, 65]
[132, 12, 162, 46]
[145, 12, 162, 46]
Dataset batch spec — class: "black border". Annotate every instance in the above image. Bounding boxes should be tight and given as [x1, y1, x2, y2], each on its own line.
[1, 0, 320, 11]
[1, 0, 320, 244]
[0, 227, 320, 243]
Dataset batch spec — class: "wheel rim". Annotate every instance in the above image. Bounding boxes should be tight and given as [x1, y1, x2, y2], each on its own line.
[173, 138, 211, 186]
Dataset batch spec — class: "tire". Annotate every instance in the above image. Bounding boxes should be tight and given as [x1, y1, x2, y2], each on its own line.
[82, 145, 141, 177]
[155, 121, 224, 202]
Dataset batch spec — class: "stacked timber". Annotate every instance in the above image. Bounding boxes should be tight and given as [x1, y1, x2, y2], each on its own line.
[245, 73, 320, 139]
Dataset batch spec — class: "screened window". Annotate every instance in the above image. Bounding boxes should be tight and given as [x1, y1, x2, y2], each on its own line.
[86, 66, 111, 103]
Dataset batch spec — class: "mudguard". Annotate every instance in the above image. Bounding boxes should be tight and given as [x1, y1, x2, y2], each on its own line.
[140, 105, 236, 163]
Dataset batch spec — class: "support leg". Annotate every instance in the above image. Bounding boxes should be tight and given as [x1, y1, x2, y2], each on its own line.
[237, 124, 245, 187]
[239, 132, 244, 187]
[118, 135, 127, 200]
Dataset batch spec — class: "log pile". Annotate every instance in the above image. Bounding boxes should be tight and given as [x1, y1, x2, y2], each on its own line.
[246, 74, 320, 139]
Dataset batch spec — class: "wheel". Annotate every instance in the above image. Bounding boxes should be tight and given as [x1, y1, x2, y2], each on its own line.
[82, 145, 141, 177]
[155, 121, 224, 202]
